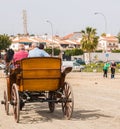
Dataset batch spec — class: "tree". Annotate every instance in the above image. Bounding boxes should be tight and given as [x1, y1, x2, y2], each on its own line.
[80, 27, 99, 63]
[117, 32, 120, 43]
[101, 33, 106, 37]
[0, 34, 12, 51]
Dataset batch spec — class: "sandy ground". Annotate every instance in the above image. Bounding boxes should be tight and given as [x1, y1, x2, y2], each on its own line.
[0, 71, 120, 129]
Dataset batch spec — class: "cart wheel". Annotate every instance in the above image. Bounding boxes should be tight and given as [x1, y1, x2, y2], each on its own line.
[11, 84, 20, 123]
[48, 92, 55, 112]
[4, 90, 9, 115]
[62, 82, 74, 120]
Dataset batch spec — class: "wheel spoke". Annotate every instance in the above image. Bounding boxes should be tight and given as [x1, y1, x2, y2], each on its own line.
[67, 91, 71, 99]
[48, 92, 55, 113]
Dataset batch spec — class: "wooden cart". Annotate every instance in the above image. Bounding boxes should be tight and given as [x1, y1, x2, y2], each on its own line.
[1, 57, 74, 123]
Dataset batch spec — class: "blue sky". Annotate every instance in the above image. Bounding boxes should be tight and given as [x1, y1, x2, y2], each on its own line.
[0, 0, 120, 36]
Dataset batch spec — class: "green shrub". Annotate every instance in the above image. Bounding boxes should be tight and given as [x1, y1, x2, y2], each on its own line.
[83, 62, 104, 72]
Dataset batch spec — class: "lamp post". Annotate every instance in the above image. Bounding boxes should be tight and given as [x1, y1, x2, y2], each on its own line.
[94, 12, 107, 33]
[46, 20, 54, 56]
[94, 12, 107, 52]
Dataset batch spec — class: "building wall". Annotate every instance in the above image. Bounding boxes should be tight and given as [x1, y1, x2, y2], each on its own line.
[84, 52, 120, 63]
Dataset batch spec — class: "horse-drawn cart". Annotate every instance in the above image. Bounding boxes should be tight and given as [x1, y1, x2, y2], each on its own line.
[1, 57, 74, 123]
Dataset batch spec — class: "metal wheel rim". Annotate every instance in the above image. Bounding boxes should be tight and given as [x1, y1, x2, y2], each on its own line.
[11, 84, 20, 123]
[4, 90, 9, 115]
[62, 82, 74, 119]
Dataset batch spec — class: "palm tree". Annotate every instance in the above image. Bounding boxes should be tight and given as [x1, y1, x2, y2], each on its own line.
[117, 32, 120, 43]
[81, 27, 99, 63]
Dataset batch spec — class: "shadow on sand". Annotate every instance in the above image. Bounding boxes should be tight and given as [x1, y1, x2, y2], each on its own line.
[18, 103, 112, 124]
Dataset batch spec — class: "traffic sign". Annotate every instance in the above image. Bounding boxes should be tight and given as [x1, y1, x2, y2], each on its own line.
[105, 53, 109, 57]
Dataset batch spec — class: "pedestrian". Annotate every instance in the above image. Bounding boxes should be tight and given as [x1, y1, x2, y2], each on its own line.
[103, 61, 110, 78]
[110, 61, 116, 79]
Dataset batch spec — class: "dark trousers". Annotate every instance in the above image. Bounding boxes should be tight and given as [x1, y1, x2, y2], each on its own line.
[111, 68, 115, 78]
[103, 69, 108, 77]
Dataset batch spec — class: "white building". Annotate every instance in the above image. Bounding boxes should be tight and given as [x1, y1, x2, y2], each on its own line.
[98, 34, 119, 52]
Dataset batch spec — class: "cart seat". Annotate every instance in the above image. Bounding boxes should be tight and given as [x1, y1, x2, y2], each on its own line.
[19, 57, 62, 91]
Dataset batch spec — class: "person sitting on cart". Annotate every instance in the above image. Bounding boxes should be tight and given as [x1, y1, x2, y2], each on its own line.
[28, 42, 50, 57]
[9, 44, 28, 87]
[13, 44, 28, 67]
[4, 48, 14, 75]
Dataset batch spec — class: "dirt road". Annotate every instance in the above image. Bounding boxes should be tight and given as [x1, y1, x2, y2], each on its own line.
[0, 71, 120, 129]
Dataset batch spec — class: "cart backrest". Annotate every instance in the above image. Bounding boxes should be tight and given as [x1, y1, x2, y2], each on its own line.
[20, 57, 62, 91]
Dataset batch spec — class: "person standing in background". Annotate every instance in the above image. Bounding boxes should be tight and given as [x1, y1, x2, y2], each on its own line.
[103, 61, 110, 78]
[110, 61, 116, 79]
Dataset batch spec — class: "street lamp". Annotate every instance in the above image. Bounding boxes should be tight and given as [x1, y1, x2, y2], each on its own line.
[94, 12, 107, 33]
[94, 12, 107, 52]
[46, 20, 54, 56]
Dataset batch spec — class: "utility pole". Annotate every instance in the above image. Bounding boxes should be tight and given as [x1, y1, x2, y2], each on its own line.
[23, 10, 28, 36]
[46, 20, 54, 56]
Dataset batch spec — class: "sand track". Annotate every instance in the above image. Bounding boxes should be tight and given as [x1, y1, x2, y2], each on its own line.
[0, 71, 120, 129]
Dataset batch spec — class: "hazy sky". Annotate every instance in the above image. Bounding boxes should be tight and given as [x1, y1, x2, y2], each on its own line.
[0, 0, 120, 36]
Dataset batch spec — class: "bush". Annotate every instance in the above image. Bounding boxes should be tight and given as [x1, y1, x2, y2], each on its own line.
[112, 50, 120, 53]
[83, 62, 104, 72]
[45, 48, 60, 55]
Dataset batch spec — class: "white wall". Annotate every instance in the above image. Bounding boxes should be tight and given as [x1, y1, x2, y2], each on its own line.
[84, 53, 120, 63]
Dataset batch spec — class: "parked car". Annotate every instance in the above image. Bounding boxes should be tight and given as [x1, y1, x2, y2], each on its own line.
[114, 61, 120, 64]
[73, 62, 85, 72]
[62, 60, 85, 72]
[75, 59, 86, 65]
